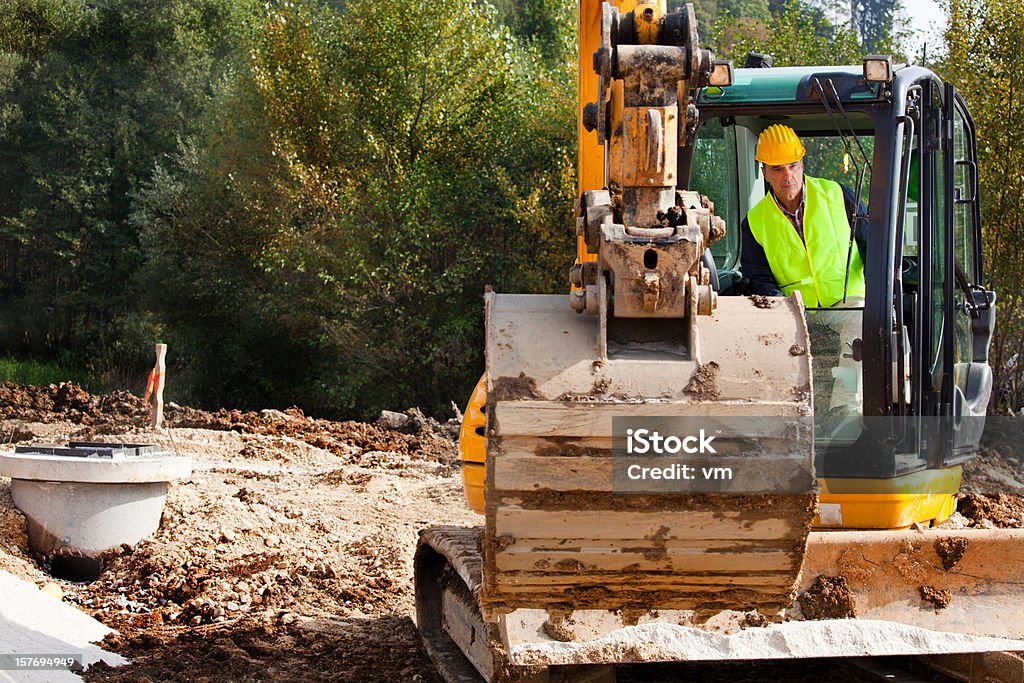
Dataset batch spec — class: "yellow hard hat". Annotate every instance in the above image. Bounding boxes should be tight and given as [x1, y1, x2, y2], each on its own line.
[755, 124, 806, 165]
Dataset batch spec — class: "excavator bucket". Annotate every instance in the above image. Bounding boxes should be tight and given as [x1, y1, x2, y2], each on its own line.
[481, 292, 816, 620]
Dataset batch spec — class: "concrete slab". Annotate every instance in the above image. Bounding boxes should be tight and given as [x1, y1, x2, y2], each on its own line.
[0, 570, 126, 682]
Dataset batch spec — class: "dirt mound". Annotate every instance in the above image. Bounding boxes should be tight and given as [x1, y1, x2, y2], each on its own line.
[165, 405, 457, 465]
[953, 416, 1024, 527]
[86, 615, 437, 682]
[0, 381, 459, 467]
[961, 417, 1024, 498]
[957, 493, 1024, 528]
[2, 384, 1024, 681]
[0, 482, 33, 581]
[0, 382, 149, 424]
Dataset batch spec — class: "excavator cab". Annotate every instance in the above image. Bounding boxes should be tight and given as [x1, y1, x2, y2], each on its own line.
[686, 64, 997, 528]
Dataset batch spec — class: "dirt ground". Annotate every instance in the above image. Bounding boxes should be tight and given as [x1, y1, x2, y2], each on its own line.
[0, 382, 477, 682]
[1, 382, 1023, 682]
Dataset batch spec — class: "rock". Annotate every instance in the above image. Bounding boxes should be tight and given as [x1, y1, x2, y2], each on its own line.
[40, 582, 64, 601]
[226, 601, 240, 612]
[377, 410, 413, 431]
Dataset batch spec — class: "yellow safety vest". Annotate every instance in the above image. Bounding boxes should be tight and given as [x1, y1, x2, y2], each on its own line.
[748, 176, 866, 308]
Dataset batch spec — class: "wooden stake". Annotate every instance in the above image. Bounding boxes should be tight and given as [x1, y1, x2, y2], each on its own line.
[146, 343, 167, 429]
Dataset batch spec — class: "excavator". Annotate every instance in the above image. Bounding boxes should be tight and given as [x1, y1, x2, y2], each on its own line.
[415, 0, 1024, 680]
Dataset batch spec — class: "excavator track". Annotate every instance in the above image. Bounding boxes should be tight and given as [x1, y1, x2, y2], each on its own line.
[417, 526, 1024, 682]
[416, 526, 616, 683]
[415, 526, 490, 682]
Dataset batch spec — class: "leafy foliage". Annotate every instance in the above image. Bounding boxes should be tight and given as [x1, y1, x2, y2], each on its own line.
[942, 0, 1024, 411]
[1, 0, 576, 416]
[684, 0, 770, 32]
[0, 0, 257, 387]
[0, 0, 928, 420]
[135, 0, 575, 416]
[712, 0, 871, 66]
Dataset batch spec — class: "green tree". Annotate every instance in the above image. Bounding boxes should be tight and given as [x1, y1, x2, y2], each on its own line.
[0, 0, 257, 383]
[679, 0, 769, 34]
[137, 0, 576, 417]
[942, 0, 1024, 411]
[723, 0, 770, 22]
[0, 0, 82, 58]
[850, 0, 901, 53]
[491, 0, 575, 64]
[713, 0, 867, 66]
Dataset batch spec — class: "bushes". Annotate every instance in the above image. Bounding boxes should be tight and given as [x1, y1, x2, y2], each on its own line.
[942, 0, 1024, 412]
[0, 0, 258, 387]
[130, 0, 575, 417]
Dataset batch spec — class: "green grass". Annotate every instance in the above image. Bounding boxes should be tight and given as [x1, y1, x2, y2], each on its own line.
[0, 355, 96, 389]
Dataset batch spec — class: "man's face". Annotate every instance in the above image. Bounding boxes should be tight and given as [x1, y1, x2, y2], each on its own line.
[763, 159, 804, 207]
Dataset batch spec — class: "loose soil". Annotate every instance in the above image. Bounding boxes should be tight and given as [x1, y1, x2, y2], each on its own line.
[933, 536, 969, 570]
[956, 419, 1024, 528]
[798, 575, 857, 620]
[919, 586, 952, 610]
[683, 362, 721, 400]
[2, 381, 1024, 681]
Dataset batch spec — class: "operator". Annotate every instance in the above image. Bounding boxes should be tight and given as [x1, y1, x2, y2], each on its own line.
[740, 124, 866, 309]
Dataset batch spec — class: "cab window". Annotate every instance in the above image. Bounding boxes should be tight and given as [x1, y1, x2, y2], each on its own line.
[690, 118, 740, 269]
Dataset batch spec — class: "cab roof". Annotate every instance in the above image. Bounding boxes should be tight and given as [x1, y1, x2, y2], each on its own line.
[699, 65, 885, 105]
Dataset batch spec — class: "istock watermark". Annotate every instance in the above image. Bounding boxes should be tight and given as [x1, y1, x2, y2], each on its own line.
[625, 428, 718, 454]
[623, 461, 735, 482]
[611, 416, 815, 494]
